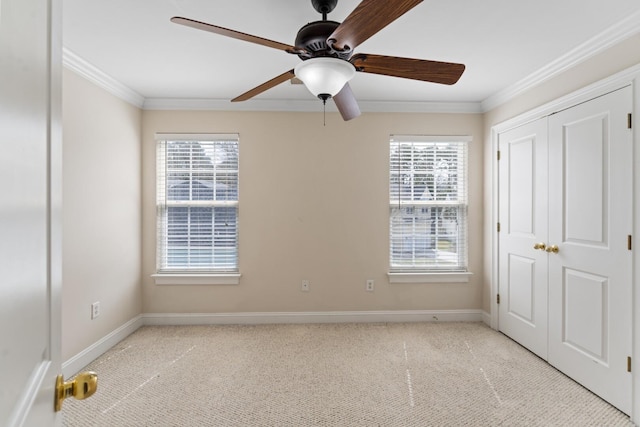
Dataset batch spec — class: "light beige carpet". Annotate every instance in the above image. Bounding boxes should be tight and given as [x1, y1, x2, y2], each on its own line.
[62, 322, 632, 426]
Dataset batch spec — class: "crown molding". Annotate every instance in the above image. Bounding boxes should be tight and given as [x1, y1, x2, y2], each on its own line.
[63, 7, 640, 117]
[142, 97, 324, 112]
[358, 100, 482, 114]
[62, 47, 145, 108]
[60, 48, 481, 114]
[61, 47, 481, 114]
[481, 9, 640, 112]
[491, 61, 640, 134]
[142, 97, 483, 114]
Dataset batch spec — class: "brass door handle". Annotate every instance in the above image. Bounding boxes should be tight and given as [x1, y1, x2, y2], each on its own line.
[545, 245, 559, 254]
[533, 243, 546, 250]
[55, 371, 98, 411]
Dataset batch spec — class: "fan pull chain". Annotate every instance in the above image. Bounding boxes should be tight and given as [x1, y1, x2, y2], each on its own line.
[319, 94, 330, 126]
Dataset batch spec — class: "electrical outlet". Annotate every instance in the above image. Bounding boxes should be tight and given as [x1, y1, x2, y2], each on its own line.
[366, 279, 374, 292]
[91, 302, 100, 319]
[301, 280, 310, 292]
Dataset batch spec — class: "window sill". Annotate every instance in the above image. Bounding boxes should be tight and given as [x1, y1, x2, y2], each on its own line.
[152, 273, 241, 286]
[387, 271, 472, 284]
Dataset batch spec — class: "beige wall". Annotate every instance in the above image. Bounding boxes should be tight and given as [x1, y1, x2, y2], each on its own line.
[142, 111, 484, 313]
[59, 30, 640, 354]
[62, 69, 142, 360]
[482, 34, 640, 313]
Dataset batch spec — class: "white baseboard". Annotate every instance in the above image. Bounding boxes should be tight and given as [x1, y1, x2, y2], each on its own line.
[63, 310, 486, 376]
[482, 310, 492, 328]
[62, 315, 144, 377]
[142, 309, 485, 326]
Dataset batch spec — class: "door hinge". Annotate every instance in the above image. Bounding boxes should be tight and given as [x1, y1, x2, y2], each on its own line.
[497, 294, 501, 304]
[628, 235, 632, 251]
[497, 222, 501, 233]
[497, 150, 501, 161]
[628, 356, 632, 372]
[628, 113, 632, 129]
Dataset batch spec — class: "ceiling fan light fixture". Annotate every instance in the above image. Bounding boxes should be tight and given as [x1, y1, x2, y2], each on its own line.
[294, 57, 355, 99]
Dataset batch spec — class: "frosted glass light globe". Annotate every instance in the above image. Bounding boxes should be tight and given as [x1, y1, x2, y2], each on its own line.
[294, 57, 356, 98]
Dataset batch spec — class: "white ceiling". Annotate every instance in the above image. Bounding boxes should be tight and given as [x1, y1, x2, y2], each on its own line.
[62, 0, 640, 112]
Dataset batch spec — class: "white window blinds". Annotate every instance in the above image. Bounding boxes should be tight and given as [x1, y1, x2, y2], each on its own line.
[156, 134, 239, 273]
[389, 136, 469, 272]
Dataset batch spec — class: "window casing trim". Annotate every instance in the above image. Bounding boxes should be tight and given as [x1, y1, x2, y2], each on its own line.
[387, 271, 472, 283]
[155, 133, 239, 142]
[389, 135, 470, 272]
[151, 273, 241, 286]
[156, 134, 239, 275]
[390, 134, 473, 143]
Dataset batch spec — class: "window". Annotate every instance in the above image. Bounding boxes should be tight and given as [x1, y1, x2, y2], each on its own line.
[389, 135, 469, 275]
[156, 134, 239, 280]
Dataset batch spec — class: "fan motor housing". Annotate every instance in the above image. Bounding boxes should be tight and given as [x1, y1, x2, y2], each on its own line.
[295, 20, 351, 60]
[311, 0, 337, 14]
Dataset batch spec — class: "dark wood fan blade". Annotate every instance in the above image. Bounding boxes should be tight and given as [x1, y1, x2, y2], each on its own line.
[171, 17, 305, 55]
[333, 83, 361, 121]
[328, 0, 422, 52]
[351, 53, 465, 85]
[231, 69, 295, 102]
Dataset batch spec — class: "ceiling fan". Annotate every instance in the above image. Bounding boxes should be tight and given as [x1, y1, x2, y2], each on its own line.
[171, 0, 465, 121]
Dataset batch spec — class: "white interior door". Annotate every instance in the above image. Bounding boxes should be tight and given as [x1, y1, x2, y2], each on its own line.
[498, 118, 549, 359]
[0, 0, 62, 425]
[548, 86, 633, 414]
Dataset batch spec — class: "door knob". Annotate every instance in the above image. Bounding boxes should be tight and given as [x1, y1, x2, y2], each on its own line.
[54, 371, 98, 411]
[533, 242, 546, 250]
[545, 245, 559, 254]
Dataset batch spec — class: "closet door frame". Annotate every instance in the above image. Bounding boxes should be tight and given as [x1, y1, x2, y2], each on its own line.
[489, 63, 640, 424]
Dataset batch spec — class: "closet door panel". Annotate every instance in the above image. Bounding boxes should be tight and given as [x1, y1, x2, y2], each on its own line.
[563, 114, 608, 245]
[562, 268, 608, 361]
[498, 118, 549, 359]
[548, 86, 632, 414]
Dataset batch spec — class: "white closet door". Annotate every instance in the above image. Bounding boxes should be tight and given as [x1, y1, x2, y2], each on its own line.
[548, 86, 633, 414]
[498, 118, 549, 359]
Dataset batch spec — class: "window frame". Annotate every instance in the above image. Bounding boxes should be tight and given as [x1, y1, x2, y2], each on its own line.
[153, 133, 240, 285]
[388, 135, 471, 283]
